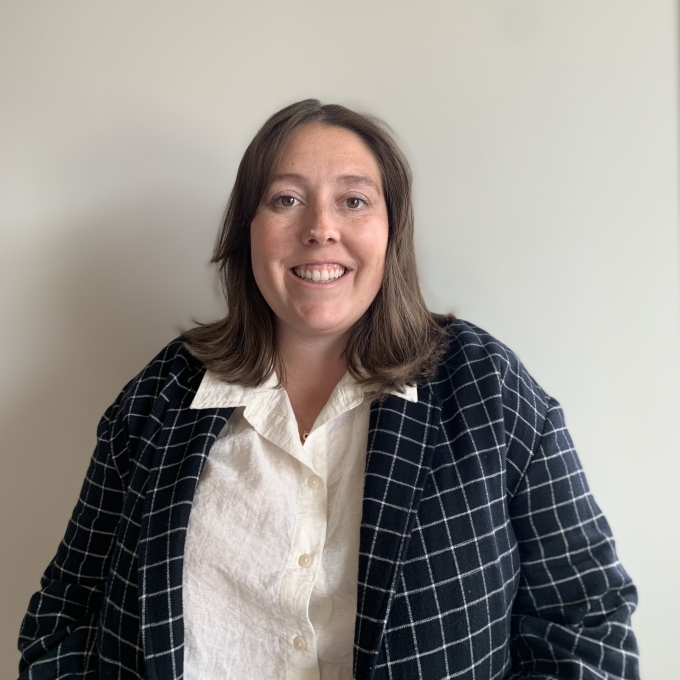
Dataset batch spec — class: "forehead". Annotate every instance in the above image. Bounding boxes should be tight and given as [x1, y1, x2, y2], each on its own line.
[272, 123, 382, 183]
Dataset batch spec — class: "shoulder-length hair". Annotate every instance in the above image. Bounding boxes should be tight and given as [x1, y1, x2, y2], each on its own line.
[184, 99, 451, 394]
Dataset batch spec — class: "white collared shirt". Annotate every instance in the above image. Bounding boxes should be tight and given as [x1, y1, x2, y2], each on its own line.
[183, 369, 417, 680]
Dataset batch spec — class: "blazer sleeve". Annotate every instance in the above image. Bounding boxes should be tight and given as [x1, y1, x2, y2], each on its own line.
[507, 397, 640, 679]
[17, 389, 128, 679]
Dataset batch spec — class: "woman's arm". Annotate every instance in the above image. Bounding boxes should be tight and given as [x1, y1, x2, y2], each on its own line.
[17, 394, 127, 679]
[508, 398, 639, 679]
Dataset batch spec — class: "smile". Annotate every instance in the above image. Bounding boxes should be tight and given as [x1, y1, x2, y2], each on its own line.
[292, 264, 347, 284]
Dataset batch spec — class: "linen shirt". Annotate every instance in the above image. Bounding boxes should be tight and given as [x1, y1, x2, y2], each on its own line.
[184, 369, 417, 680]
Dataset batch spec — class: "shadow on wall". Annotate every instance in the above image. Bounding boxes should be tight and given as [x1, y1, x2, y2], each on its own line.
[0, 188, 226, 672]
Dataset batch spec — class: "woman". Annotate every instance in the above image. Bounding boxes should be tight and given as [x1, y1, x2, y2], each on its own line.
[18, 99, 639, 679]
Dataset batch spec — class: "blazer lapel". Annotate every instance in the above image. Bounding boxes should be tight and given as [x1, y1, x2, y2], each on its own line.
[138, 391, 233, 680]
[354, 387, 442, 680]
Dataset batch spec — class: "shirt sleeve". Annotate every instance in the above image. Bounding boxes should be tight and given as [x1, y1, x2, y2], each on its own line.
[507, 397, 640, 679]
[17, 392, 128, 679]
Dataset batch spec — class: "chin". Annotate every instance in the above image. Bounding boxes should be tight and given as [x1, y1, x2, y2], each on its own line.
[299, 321, 351, 337]
[292, 313, 355, 337]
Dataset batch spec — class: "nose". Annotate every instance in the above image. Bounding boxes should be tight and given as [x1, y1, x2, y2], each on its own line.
[301, 204, 339, 246]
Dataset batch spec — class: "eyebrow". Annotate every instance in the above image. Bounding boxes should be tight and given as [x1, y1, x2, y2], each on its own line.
[268, 172, 382, 194]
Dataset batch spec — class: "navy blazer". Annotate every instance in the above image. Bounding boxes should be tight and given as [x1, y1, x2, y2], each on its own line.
[18, 320, 639, 679]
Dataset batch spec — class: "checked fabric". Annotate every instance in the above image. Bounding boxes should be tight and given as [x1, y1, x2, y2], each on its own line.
[18, 319, 639, 679]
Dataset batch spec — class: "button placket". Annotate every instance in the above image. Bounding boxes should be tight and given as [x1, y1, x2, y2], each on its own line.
[281, 461, 326, 679]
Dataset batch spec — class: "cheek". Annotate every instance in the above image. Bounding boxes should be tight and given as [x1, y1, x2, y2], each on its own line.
[353, 222, 388, 305]
[250, 220, 279, 273]
[249, 223, 277, 299]
[365, 221, 389, 276]
[250, 219, 267, 261]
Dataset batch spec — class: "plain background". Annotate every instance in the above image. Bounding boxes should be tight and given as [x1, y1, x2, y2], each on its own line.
[2, 1, 679, 678]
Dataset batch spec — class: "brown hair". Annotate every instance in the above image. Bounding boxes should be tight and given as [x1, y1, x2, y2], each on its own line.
[183, 99, 452, 394]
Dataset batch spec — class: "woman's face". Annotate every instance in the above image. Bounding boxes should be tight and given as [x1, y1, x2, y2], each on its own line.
[250, 123, 389, 343]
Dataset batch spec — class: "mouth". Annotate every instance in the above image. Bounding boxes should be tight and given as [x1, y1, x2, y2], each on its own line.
[290, 263, 349, 284]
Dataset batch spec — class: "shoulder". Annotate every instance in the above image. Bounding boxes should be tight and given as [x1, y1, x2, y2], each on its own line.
[110, 336, 207, 429]
[124, 336, 204, 398]
[96, 337, 209, 478]
[437, 318, 531, 381]
[432, 318, 552, 414]
[431, 319, 554, 495]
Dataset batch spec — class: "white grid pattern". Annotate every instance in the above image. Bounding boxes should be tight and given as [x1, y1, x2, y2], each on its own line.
[18, 320, 639, 679]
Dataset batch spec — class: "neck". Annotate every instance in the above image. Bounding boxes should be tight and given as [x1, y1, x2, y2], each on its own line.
[276, 325, 350, 436]
[277, 325, 349, 393]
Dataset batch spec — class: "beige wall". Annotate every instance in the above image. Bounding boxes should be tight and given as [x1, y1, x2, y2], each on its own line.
[2, 1, 679, 677]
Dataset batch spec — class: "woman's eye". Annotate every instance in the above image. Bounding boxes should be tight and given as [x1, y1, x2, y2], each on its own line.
[345, 197, 365, 209]
[276, 195, 298, 208]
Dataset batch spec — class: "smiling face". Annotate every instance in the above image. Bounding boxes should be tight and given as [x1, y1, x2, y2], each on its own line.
[250, 123, 389, 344]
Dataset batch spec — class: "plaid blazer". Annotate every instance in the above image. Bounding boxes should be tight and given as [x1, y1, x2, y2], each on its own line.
[18, 320, 639, 679]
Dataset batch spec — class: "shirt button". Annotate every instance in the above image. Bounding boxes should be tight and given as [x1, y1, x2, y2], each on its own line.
[293, 635, 306, 651]
[308, 476, 321, 488]
[298, 553, 313, 568]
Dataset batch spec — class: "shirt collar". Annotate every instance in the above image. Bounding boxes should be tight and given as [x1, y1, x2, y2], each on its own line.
[190, 369, 418, 410]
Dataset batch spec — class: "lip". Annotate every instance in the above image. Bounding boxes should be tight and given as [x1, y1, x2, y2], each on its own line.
[287, 264, 351, 286]
[289, 261, 352, 270]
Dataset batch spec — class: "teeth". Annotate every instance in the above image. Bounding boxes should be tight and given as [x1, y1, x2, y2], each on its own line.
[293, 267, 346, 283]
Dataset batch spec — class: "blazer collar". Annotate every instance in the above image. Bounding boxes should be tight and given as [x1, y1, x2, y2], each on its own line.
[137, 362, 234, 680]
[354, 386, 442, 679]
